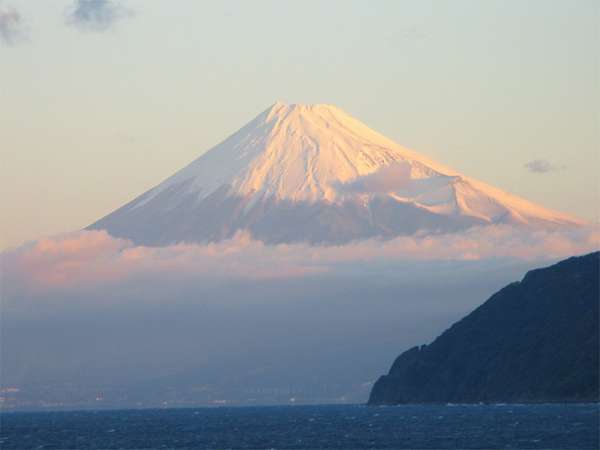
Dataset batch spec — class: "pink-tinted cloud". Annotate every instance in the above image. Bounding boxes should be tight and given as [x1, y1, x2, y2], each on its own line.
[6, 231, 130, 287]
[3, 225, 598, 295]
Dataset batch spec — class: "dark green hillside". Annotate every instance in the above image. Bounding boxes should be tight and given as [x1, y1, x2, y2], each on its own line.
[369, 252, 600, 404]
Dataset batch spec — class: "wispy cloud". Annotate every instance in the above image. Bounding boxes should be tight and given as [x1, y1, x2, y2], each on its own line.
[340, 162, 413, 194]
[0, 4, 25, 45]
[525, 159, 565, 174]
[66, 0, 132, 32]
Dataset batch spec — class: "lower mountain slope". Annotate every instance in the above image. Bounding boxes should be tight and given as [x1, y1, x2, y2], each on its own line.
[368, 251, 600, 404]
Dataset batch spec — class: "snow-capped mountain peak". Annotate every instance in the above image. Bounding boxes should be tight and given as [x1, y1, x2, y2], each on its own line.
[90, 102, 583, 245]
[138, 102, 455, 205]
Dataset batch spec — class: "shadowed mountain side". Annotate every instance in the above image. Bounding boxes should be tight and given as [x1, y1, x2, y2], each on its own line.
[89, 181, 486, 245]
[369, 251, 600, 405]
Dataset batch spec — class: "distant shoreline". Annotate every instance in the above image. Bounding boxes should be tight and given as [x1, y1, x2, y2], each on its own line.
[3, 400, 599, 415]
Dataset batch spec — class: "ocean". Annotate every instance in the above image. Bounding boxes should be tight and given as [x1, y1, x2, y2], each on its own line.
[1, 403, 598, 449]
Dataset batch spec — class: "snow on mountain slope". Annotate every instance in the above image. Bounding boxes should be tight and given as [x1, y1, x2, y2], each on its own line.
[89, 102, 583, 245]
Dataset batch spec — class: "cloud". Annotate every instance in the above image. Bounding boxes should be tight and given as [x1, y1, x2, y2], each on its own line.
[66, 0, 132, 32]
[3, 225, 598, 294]
[3, 230, 326, 291]
[525, 159, 564, 174]
[2, 226, 597, 404]
[340, 162, 413, 194]
[0, 4, 25, 45]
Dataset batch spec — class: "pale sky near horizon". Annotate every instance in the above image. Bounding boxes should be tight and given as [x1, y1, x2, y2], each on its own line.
[1, 0, 598, 250]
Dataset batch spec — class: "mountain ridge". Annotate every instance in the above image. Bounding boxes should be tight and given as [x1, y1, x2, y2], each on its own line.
[368, 251, 600, 405]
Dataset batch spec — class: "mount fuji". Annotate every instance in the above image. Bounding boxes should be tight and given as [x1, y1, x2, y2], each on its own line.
[90, 102, 582, 245]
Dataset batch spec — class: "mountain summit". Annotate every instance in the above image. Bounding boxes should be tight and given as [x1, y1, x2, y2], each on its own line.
[90, 102, 582, 245]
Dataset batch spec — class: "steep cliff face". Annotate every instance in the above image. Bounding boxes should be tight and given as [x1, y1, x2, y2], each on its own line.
[369, 252, 600, 405]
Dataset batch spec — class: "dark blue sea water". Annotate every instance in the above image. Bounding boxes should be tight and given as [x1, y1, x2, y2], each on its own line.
[1, 403, 598, 449]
